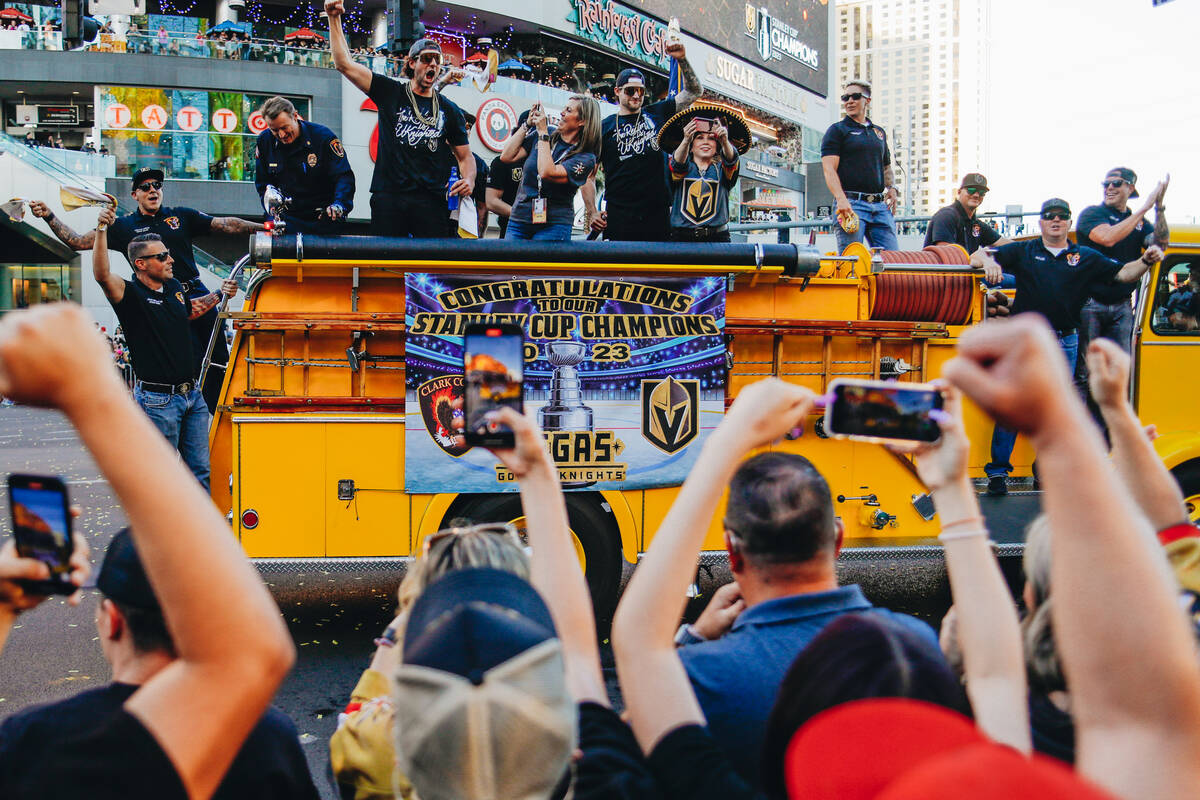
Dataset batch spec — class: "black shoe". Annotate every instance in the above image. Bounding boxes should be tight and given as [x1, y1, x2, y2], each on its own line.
[986, 476, 1008, 496]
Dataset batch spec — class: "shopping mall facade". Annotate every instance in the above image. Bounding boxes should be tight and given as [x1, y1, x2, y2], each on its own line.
[0, 0, 834, 320]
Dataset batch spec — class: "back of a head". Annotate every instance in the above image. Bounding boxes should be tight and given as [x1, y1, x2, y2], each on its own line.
[397, 524, 530, 616]
[760, 613, 967, 799]
[97, 527, 176, 657]
[1021, 515, 1065, 694]
[724, 452, 837, 565]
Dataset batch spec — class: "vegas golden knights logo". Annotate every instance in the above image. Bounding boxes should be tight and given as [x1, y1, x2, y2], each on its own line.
[745, 3, 757, 35]
[641, 376, 699, 454]
[683, 178, 718, 225]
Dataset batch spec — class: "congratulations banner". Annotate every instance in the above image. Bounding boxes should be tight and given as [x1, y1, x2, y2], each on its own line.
[405, 274, 727, 493]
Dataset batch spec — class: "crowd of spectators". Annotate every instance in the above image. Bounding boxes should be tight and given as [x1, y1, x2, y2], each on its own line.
[2, 299, 1199, 799]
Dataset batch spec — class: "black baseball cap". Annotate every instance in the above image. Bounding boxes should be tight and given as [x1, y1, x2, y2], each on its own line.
[408, 38, 442, 58]
[616, 68, 646, 88]
[1040, 198, 1071, 216]
[1105, 167, 1139, 197]
[131, 167, 164, 188]
[960, 173, 988, 191]
[96, 528, 160, 611]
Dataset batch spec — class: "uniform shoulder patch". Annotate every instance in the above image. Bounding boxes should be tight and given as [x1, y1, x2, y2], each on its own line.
[175, 291, 185, 305]
[330, 138, 345, 158]
[873, 128, 885, 140]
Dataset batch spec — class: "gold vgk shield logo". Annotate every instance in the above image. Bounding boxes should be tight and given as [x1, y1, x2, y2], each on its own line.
[641, 377, 699, 454]
[745, 3, 756, 34]
[683, 178, 718, 225]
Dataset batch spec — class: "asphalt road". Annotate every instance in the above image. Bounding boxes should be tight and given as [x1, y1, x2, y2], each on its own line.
[0, 404, 1039, 798]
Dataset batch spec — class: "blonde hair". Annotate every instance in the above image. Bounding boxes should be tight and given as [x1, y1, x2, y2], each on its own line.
[1021, 514, 1065, 693]
[556, 95, 602, 160]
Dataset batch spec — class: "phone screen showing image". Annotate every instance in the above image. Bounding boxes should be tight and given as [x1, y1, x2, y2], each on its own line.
[692, 117, 712, 132]
[8, 475, 73, 586]
[827, 381, 943, 443]
[463, 324, 525, 448]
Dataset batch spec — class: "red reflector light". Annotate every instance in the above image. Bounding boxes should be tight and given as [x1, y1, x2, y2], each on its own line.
[241, 509, 260, 529]
[263, 220, 274, 231]
[486, 328, 502, 336]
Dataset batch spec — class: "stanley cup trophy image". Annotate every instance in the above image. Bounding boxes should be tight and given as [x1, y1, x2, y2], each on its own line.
[539, 340, 594, 433]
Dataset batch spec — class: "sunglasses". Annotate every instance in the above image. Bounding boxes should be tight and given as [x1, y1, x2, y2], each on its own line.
[1041, 212, 1070, 221]
[621, 86, 645, 96]
[139, 251, 171, 262]
[841, 92, 868, 102]
[136, 180, 163, 191]
[1102, 179, 1129, 189]
[422, 522, 522, 556]
[417, 52, 441, 64]
[964, 187, 986, 196]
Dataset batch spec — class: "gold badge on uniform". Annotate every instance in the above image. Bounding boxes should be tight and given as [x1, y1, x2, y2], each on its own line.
[641, 376, 699, 454]
[307, 153, 318, 168]
[330, 139, 344, 158]
[682, 178, 718, 225]
[175, 291, 185, 305]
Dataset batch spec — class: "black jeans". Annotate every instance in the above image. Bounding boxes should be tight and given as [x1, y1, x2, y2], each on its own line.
[370, 191, 453, 238]
[604, 206, 670, 242]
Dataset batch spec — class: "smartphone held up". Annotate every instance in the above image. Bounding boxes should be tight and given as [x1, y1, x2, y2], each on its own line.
[824, 379, 944, 445]
[463, 324, 525, 448]
[7, 473, 76, 595]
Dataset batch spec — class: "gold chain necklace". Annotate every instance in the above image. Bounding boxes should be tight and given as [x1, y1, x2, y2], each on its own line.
[405, 81, 439, 128]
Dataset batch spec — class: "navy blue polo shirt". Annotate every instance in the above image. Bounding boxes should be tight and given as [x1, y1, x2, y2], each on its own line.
[107, 207, 213, 285]
[254, 120, 355, 218]
[677, 584, 937, 788]
[923, 200, 1001, 254]
[993, 239, 1123, 331]
[1077, 203, 1152, 304]
[820, 116, 891, 194]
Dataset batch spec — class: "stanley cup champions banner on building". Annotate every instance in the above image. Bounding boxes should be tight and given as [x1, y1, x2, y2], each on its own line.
[404, 273, 727, 493]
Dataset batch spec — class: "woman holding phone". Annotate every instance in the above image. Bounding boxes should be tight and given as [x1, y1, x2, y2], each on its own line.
[500, 96, 601, 241]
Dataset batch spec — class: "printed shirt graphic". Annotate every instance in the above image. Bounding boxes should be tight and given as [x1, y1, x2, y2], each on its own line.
[509, 129, 597, 227]
[600, 99, 676, 214]
[669, 156, 739, 229]
[366, 74, 468, 196]
[107, 207, 213, 284]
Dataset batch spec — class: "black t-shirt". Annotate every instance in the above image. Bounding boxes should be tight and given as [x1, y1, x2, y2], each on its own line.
[107, 207, 213, 285]
[820, 116, 891, 194]
[110, 276, 195, 384]
[1077, 204, 1151, 304]
[1029, 692, 1075, 765]
[599, 99, 677, 215]
[923, 201, 1001, 254]
[509, 129, 596, 227]
[0, 682, 320, 799]
[646, 722, 758, 800]
[471, 153, 488, 206]
[574, 702, 662, 800]
[367, 73, 469, 196]
[487, 154, 523, 236]
[993, 240, 1122, 330]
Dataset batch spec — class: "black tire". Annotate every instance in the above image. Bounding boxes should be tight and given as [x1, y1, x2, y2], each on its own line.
[443, 491, 624, 630]
[1173, 459, 1200, 524]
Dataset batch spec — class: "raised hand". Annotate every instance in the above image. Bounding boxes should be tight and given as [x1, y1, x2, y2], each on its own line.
[324, 0, 344, 19]
[886, 381, 966, 494]
[485, 406, 555, 480]
[715, 378, 817, 452]
[0, 304, 120, 412]
[1086, 338, 1131, 412]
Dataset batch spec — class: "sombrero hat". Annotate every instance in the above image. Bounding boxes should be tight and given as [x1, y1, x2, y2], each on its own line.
[657, 102, 752, 154]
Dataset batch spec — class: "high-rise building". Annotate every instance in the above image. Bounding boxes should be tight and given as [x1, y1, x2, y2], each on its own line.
[835, 0, 991, 217]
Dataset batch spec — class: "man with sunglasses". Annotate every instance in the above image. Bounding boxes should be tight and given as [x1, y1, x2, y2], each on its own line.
[924, 173, 1010, 254]
[90, 207, 237, 487]
[326, 0, 474, 238]
[971, 198, 1163, 495]
[29, 167, 263, 414]
[820, 81, 899, 251]
[589, 42, 702, 242]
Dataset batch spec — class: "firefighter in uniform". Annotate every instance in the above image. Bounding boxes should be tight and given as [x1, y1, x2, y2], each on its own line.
[254, 96, 355, 235]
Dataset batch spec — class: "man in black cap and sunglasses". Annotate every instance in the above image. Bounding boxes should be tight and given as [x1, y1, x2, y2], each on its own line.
[326, 0, 475, 238]
[29, 168, 264, 413]
[589, 33, 702, 242]
[972, 197, 1164, 495]
[924, 173, 1010, 254]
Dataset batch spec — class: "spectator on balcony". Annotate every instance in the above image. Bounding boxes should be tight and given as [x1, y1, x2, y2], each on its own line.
[155, 25, 168, 54]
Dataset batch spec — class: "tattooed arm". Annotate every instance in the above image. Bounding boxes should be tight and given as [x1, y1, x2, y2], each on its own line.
[210, 216, 266, 235]
[188, 278, 238, 320]
[29, 201, 95, 251]
[673, 55, 703, 110]
[883, 163, 898, 212]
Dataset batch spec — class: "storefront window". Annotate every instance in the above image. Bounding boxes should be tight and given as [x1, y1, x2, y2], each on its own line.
[1, 263, 78, 312]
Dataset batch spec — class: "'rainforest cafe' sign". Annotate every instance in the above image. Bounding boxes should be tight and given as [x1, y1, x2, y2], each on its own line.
[569, 0, 671, 71]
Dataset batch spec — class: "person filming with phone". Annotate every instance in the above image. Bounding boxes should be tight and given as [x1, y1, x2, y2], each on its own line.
[659, 105, 748, 242]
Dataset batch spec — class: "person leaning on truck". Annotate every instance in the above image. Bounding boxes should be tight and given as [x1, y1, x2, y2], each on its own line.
[820, 80, 899, 252]
[924, 173, 1011, 254]
[970, 197, 1164, 496]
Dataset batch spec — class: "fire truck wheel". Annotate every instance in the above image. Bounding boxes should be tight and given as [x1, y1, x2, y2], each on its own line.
[1173, 460, 1200, 525]
[442, 492, 624, 631]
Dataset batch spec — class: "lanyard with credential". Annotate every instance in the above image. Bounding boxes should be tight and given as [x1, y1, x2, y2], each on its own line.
[536, 140, 573, 199]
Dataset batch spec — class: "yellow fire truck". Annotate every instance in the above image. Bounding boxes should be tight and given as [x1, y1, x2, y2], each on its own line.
[209, 230, 1200, 614]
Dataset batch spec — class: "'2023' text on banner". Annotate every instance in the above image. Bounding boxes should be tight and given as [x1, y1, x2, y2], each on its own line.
[404, 273, 727, 493]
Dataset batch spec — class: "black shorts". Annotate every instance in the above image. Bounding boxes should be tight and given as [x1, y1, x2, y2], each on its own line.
[370, 191, 453, 238]
[604, 206, 670, 242]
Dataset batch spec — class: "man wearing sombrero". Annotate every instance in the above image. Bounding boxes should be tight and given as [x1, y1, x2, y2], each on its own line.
[589, 28, 702, 242]
[658, 104, 750, 242]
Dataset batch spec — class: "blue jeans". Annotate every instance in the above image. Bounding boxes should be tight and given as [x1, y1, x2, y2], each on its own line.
[135, 386, 211, 490]
[504, 217, 573, 241]
[835, 198, 899, 252]
[986, 331, 1078, 478]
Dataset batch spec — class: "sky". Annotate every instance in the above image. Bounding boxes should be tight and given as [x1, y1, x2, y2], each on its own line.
[984, 0, 1199, 222]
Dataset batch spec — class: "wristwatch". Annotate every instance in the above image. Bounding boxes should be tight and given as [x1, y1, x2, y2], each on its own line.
[539, 133, 551, 142]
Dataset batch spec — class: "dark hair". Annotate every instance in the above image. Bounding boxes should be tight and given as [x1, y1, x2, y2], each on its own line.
[127, 233, 164, 265]
[108, 598, 177, 657]
[723, 452, 836, 564]
[759, 613, 968, 800]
